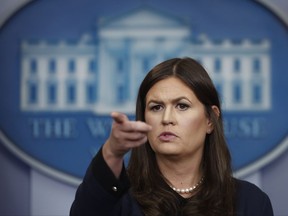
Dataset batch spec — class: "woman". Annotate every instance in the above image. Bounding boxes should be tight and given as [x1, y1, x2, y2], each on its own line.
[70, 57, 273, 216]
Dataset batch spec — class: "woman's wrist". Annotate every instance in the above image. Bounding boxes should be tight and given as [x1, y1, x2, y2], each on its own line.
[102, 140, 124, 178]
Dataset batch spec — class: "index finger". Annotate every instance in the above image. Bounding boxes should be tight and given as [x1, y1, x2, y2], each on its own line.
[111, 112, 152, 132]
[111, 112, 129, 124]
[130, 121, 152, 133]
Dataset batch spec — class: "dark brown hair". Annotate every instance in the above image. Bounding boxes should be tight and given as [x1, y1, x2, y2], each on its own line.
[127, 57, 235, 216]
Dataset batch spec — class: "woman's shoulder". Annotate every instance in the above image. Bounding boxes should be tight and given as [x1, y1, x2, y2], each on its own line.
[235, 178, 265, 195]
[234, 178, 274, 215]
[235, 178, 270, 202]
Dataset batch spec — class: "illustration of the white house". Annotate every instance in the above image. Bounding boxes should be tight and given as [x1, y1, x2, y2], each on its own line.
[20, 7, 271, 113]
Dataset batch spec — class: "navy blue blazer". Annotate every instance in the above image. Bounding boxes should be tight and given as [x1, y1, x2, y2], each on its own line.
[70, 150, 274, 216]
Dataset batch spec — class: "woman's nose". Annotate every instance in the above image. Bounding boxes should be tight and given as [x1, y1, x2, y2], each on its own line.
[161, 107, 176, 125]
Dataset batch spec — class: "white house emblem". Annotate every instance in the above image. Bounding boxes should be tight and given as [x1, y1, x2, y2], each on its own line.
[0, 1, 287, 184]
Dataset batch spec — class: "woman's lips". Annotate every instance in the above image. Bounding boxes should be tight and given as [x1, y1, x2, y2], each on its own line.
[158, 132, 177, 142]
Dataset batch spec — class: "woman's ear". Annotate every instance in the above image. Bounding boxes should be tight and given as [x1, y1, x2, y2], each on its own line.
[207, 105, 220, 134]
[212, 105, 220, 118]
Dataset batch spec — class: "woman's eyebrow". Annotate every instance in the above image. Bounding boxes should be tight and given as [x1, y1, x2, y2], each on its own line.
[146, 96, 192, 104]
[146, 99, 163, 105]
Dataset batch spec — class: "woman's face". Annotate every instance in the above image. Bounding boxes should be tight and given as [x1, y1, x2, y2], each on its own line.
[145, 77, 213, 160]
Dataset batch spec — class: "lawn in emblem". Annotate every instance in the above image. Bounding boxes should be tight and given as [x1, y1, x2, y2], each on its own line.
[0, 0, 287, 185]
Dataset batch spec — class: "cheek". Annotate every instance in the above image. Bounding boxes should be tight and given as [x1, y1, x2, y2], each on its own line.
[145, 113, 156, 140]
[147, 127, 158, 152]
[145, 112, 157, 127]
[147, 121, 158, 140]
[181, 114, 208, 135]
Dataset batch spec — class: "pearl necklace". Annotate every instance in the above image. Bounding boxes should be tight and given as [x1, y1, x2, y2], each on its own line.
[170, 177, 204, 194]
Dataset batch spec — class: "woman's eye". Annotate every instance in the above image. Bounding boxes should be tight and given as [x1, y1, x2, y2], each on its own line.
[151, 105, 162, 111]
[177, 103, 189, 110]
